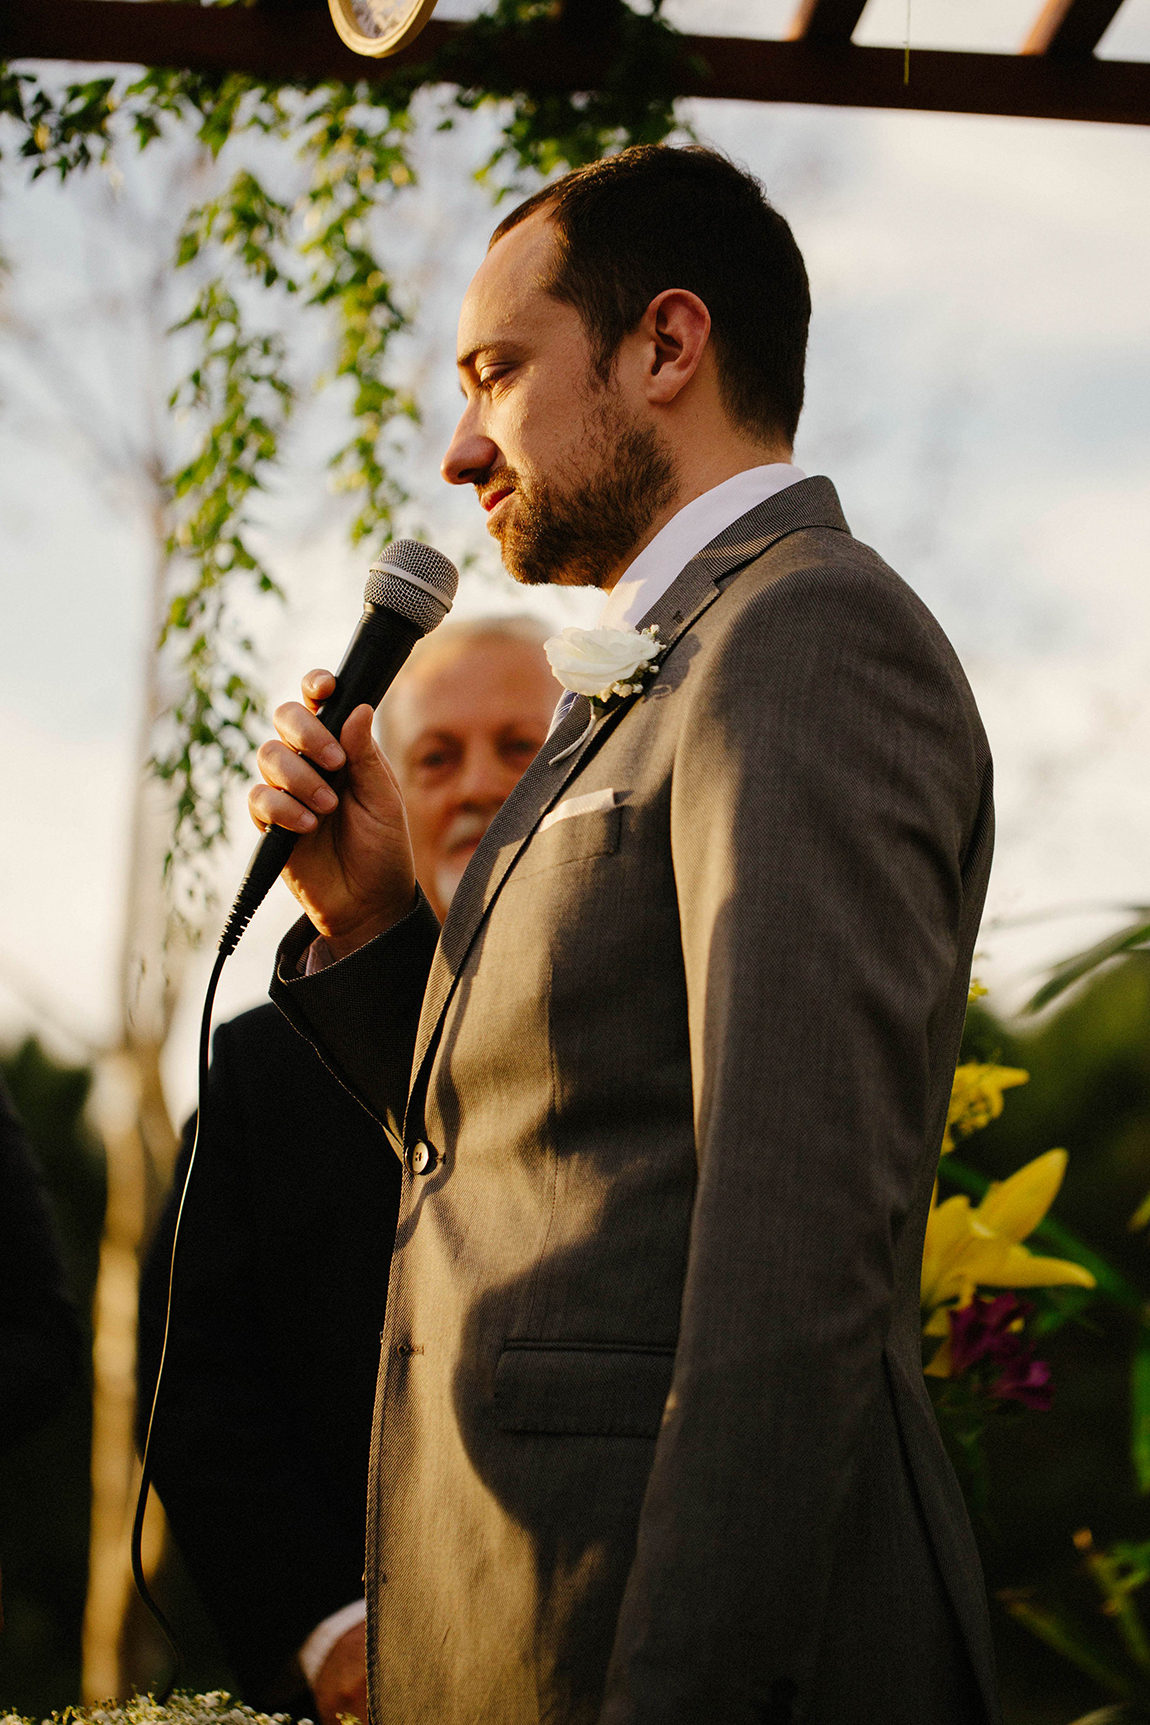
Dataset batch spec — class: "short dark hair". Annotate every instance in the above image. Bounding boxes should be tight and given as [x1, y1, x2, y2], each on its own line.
[490, 145, 811, 447]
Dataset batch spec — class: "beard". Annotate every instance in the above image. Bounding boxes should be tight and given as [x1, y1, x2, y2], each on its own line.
[488, 393, 678, 589]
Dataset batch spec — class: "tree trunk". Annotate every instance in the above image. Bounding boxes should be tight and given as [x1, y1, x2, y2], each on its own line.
[82, 498, 188, 1702]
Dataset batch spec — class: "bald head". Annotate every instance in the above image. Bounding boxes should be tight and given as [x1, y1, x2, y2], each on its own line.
[376, 617, 560, 920]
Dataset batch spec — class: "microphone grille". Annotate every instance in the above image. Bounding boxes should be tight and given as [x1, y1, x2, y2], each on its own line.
[365, 539, 459, 636]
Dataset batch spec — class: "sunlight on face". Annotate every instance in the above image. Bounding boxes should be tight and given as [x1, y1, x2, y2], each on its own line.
[442, 213, 675, 589]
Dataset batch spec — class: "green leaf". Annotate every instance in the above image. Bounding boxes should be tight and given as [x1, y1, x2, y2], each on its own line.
[999, 1591, 1137, 1700]
[1026, 912, 1150, 1014]
[1132, 1332, 1150, 1494]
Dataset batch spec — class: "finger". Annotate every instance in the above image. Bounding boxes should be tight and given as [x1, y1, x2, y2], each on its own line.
[302, 667, 337, 715]
[256, 738, 340, 815]
[272, 700, 346, 771]
[248, 782, 318, 836]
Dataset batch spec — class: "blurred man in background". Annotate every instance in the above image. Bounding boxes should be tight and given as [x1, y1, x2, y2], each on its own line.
[0, 1072, 83, 1634]
[138, 616, 558, 1722]
[377, 615, 559, 922]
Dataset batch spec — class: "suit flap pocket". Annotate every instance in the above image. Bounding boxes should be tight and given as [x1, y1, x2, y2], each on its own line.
[512, 805, 622, 881]
[494, 1341, 674, 1438]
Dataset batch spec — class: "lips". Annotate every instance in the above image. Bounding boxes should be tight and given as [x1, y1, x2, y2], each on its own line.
[481, 484, 514, 514]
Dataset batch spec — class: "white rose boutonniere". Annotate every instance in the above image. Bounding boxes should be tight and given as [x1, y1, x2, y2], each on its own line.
[545, 624, 663, 703]
[544, 623, 665, 763]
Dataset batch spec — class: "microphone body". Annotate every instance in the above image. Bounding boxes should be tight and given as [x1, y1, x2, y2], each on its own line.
[220, 539, 459, 955]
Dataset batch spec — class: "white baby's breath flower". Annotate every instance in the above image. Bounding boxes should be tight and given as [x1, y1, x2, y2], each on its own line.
[544, 625, 662, 703]
[0, 1692, 304, 1725]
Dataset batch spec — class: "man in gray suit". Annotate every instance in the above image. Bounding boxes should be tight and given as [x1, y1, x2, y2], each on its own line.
[251, 146, 999, 1724]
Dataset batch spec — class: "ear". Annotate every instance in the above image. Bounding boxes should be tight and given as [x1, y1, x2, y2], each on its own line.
[640, 289, 711, 406]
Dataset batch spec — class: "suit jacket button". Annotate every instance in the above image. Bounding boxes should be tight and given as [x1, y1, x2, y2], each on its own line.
[409, 1140, 436, 1176]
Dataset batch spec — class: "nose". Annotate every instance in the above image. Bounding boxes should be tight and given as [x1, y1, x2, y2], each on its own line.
[442, 403, 500, 487]
[456, 739, 512, 808]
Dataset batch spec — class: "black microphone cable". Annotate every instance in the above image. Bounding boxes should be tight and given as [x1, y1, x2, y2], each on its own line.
[128, 540, 458, 1699]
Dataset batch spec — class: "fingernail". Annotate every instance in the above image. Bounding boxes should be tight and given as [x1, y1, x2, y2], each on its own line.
[300, 810, 317, 830]
[322, 744, 345, 770]
[314, 787, 337, 812]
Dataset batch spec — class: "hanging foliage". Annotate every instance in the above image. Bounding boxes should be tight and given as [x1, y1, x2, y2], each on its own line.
[0, 0, 688, 918]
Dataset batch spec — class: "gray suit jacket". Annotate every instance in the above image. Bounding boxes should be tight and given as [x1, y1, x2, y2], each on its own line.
[272, 478, 1000, 1725]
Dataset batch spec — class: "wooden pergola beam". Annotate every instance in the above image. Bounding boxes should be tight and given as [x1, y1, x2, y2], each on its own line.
[787, 0, 868, 44]
[2, 1, 1148, 127]
[1022, 0, 1126, 55]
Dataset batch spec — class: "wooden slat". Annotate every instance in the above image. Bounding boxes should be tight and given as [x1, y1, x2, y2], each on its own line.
[1022, 0, 1126, 55]
[690, 33, 1150, 122]
[788, 0, 869, 42]
[1, 2, 1148, 127]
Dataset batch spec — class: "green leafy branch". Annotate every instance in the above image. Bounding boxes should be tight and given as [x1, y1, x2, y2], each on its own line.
[1003, 1529, 1150, 1714]
[1, 2, 688, 914]
[152, 80, 423, 907]
[299, 84, 418, 542]
[155, 282, 292, 915]
[429, 0, 696, 185]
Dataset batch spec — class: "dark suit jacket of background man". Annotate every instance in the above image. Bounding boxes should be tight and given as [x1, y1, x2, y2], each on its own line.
[0, 1073, 82, 1452]
[272, 479, 1001, 1725]
[138, 1002, 401, 1708]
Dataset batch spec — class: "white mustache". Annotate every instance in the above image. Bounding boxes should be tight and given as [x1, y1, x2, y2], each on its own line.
[442, 809, 493, 854]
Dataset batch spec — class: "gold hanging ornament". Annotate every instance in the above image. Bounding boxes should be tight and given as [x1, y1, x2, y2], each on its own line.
[328, 0, 439, 58]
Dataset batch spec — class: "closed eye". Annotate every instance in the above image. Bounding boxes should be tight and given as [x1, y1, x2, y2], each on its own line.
[477, 364, 514, 392]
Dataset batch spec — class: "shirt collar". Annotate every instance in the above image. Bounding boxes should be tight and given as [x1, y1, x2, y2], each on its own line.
[596, 463, 807, 631]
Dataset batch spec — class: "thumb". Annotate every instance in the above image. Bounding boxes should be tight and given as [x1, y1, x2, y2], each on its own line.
[338, 702, 378, 766]
[337, 704, 403, 809]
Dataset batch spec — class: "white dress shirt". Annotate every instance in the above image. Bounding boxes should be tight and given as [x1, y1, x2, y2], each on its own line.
[549, 462, 806, 733]
[597, 462, 806, 630]
[299, 1594, 367, 1687]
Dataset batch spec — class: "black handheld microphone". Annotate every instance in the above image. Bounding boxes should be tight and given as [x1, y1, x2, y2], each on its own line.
[218, 537, 459, 958]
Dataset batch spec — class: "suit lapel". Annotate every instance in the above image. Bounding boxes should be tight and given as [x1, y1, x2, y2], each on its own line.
[402, 476, 849, 1141]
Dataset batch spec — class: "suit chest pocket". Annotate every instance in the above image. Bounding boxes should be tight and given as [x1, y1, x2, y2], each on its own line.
[509, 805, 622, 882]
[494, 1341, 674, 1437]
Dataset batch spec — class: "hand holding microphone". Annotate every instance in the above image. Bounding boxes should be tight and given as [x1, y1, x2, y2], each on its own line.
[240, 539, 459, 959]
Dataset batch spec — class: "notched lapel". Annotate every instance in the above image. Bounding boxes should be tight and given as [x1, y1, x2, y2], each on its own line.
[403, 475, 851, 1141]
[404, 685, 639, 1131]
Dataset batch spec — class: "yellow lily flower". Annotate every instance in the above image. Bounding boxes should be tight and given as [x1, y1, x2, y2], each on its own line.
[943, 1061, 1030, 1152]
[922, 1148, 1095, 1310]
[921, 1149, 1095, 1374]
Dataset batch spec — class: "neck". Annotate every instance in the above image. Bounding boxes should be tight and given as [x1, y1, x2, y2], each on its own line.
[598, 441, 792, 593]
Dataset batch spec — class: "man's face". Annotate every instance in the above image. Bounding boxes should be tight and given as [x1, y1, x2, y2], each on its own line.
[381, 634, 560, 920]
[442, 211, 676, 589]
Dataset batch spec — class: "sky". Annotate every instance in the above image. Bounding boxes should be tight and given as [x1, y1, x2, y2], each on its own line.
[1, 2, 1149, 1123]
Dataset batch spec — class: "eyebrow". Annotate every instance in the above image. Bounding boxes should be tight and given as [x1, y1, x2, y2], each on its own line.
[409, 728, 462, 749]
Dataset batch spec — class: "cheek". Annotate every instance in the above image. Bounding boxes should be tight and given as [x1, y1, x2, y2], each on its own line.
[404, 791, 448, 852]
[501, 758, 537, 791]
[506, 377, 583, 475]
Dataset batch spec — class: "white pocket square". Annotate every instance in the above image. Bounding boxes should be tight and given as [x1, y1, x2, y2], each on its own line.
[538, 788, 618, 833]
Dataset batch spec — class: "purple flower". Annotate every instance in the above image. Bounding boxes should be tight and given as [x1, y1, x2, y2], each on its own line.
[949, 1293, 1031, 1372]
[992, 1353, 1054, 1412]
[947, 1293, 1054, 1411]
